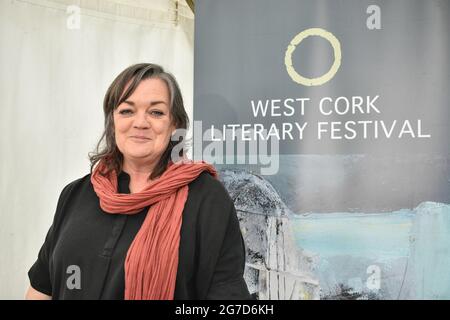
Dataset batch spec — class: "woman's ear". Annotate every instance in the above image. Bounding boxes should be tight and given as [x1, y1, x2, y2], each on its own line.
[171, 124, 177, 136]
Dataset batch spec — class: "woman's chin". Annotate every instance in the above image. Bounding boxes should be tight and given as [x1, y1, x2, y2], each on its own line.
[125, 151, 154, 160]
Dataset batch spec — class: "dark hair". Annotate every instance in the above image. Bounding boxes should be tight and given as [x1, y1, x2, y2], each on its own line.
[88, 63, 189, 180]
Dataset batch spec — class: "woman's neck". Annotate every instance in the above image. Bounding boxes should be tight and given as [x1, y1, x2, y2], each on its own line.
[122, 160, 155, 193]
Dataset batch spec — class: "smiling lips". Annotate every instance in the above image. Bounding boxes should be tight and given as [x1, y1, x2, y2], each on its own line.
[130, 136, 151, 142]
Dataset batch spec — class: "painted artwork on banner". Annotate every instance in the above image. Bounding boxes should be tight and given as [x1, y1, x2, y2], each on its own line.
[194, 0, 450, 299]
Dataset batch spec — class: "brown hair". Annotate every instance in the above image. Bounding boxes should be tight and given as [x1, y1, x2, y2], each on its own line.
[88, 63, 189, 180]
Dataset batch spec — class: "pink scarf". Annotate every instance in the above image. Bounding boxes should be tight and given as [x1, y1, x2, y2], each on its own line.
[90, 159, 217, 299]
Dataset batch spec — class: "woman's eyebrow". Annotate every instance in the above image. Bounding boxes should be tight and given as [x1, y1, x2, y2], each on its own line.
[123, 100, 135, 106]
[149, 100, 167, 106]
[122, 100, 166, 106]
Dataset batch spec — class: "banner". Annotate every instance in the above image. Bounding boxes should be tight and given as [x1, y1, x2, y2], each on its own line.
[194, 0, 450, 299]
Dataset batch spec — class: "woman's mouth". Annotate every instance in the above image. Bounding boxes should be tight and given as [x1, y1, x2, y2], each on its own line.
[130, 136, 151, 142]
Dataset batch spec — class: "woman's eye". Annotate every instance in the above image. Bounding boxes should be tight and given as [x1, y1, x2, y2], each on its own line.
[117, 109, 163, 116]
[150, 110, 164, 116]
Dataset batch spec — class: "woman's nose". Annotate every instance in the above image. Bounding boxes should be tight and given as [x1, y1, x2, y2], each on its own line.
[133, 111, 150, 129]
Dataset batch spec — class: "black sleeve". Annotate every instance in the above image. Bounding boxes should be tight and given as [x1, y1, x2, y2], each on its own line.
[27, 182, 72, 296]
[206, 205, 252, 300]
[195, 176, 252, 300]
[27, 224, 54, 296]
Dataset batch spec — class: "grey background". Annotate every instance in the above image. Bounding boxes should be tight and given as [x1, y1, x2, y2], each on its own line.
[194, 1, 450, 300]
[194, 0, 450, 156]
[194, 0, 450, 212]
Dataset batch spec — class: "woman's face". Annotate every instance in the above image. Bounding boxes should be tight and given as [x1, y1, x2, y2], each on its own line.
[113, 78, 175, 168]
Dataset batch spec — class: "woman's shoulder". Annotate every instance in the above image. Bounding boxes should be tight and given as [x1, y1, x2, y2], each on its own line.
[45, 173, 93, 230]
[60, 173, 92, 196]
[55, 173, 93, 209]
[186, 170, 236, 226]
[188, 170, 231, 200]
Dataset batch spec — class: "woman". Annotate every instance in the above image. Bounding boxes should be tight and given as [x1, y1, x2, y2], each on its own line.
[26, 63, 251, 300]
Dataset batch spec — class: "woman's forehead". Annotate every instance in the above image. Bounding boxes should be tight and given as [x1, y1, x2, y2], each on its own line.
[122, 78, 170, 104]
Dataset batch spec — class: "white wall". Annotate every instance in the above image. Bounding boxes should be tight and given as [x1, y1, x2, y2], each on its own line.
[0, 0, 194, 299]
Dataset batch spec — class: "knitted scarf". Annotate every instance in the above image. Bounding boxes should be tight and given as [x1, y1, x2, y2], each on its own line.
[90, 159, 217, 300]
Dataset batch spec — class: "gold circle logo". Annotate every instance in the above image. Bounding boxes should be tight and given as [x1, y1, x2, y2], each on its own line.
[284, 28, 342, 86]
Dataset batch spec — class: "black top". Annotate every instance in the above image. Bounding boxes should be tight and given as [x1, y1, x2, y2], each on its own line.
[28, 170, 251, 300]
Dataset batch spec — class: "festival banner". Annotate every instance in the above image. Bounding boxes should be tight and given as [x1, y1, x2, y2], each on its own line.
[194, 0, 450, 299]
